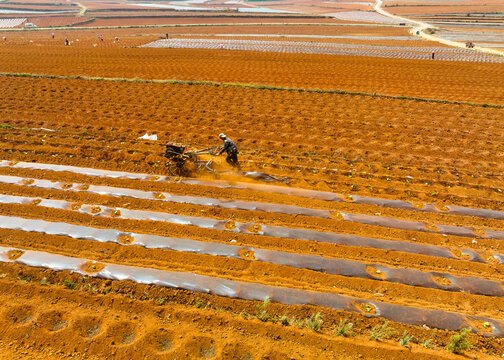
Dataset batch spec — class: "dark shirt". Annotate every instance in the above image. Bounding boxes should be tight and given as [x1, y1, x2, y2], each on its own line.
[221, 138, 237, 155]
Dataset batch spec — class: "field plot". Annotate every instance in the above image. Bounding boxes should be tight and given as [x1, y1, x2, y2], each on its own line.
[21, 15, 86, 27]
[163, 34, 443, 48]
[434, 29, 504, 49]
[0, 3, 77, 11]
[1, 1, 504, 357]
[1, 72, 504, 357]
[330, 10, 406, 24]
[239, 0, 374, 14]
[384, 2, 504, 17]
[142, 38, 504, 62]
[0, 17, 24, 27]
[75, 16, 346, 27]
[0, 28, 503, 104]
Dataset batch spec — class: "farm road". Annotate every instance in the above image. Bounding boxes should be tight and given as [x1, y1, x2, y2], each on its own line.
[373, 0, 504, 57]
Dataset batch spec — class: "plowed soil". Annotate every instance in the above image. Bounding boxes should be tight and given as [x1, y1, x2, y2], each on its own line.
[0, 28, 502, 104]
[78, 16, 352, 26]
[386, 4, 504, 16]
[23, 15, 86, 27]
[1, 4, 504, 359]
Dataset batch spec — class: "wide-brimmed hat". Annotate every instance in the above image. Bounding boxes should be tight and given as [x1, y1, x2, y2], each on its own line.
[219, 133, 226, 139]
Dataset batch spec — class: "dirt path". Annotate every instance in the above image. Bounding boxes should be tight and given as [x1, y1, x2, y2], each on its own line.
[373, 0, 504, 57]
[74, 2, 87, 17]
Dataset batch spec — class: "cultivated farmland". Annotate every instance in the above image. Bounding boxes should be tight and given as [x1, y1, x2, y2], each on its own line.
[0, 1, 504, 359]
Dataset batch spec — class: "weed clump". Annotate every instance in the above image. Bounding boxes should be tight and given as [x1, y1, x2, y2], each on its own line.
[399, 331, 412, 346]
[303, 312, 323, 332]
[239, 311, 250, 320]
[332, 319, 354, 337]
[446, 327, 472, 354]
[255, 298, 270, 322]
[420, 337, 435, 349]
[278, 315, 294, 326]
[369, 321, 395, 341]
[62, 279, 76, 290]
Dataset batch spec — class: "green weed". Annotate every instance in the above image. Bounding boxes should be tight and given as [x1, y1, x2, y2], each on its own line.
[369, 321, 395, 341]
[399, 331, 412, 346]
[304, 312, 323, 332]
[420, 337, 435, 349]
[239, 311, 251, 320]
[332, 319, 354, 337]
[446, 327, 472, 354]
[63, 279, 76, 290]
[255, 298, 270, 322]
[278, 315, 294, 326]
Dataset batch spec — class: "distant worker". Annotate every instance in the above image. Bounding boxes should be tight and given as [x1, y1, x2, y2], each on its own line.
[115, 36, 119, 42]
[2, 36, 6, 41]
[431, 51, 435, 60]
[166, 33, 169, 39]
[217, 133, 239, 168]
[65, 38, 69, 46]
[51, 32, 55, 39]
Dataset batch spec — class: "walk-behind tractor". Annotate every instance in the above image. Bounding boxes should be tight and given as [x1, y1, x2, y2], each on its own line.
[164, 142, 290, 183]
[164, 143, 219, 176]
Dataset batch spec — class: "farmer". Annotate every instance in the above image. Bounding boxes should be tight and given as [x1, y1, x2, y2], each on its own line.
[217, 133, 239, 168]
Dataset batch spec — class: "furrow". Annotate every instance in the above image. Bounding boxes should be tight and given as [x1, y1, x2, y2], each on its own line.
[0, 213, 501, 297]
[2, 161, 503, 235]
[0, 246, 502, 337]
[0, 174, 332, 219]
[3, 160, 504, 222]
[2, 131, 504, 213]
[2, 130, 504, 195]
[0, 193, 486, 263]
[3, 174, 503, 241]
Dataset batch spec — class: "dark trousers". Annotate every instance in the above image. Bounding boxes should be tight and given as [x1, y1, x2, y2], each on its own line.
[226, 152, 239, 168]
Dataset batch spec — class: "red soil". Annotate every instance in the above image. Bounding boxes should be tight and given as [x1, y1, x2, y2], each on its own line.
[0, 75, 503, 357]
[0, 6, 504, 358]
[76, 16, 352, 27]
[0, 30, 500, 104]
[385, 4, 504, 16]
[0, 3, 77, 11]
[23, 16, 86, 27]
